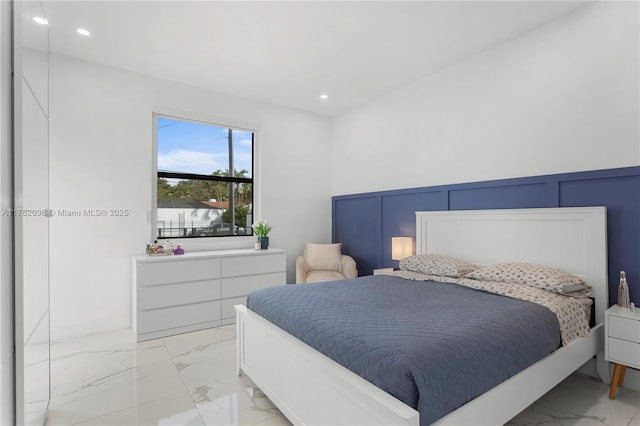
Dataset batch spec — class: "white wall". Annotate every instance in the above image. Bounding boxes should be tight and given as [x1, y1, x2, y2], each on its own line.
[0, 1, 13, 423]
[331, 2, 640, 195]
[48, 1, 639, 342]
[49, 54, 332, 341]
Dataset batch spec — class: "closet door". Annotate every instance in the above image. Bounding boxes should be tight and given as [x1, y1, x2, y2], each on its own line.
[14, 1, 51, 424]
[0, 1, 13, 425]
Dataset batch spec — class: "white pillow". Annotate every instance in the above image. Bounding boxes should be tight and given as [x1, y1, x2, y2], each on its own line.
[304, 243, 343, 272]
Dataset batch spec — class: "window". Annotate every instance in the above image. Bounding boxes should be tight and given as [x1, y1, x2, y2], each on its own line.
[155, 115, 254, 238]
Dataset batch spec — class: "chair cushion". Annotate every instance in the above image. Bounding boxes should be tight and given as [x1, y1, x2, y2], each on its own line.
[304, 243, 343, 272]
[306, 270, 346, 283]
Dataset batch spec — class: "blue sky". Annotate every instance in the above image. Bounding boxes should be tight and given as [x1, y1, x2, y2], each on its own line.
[157, 116, 253, 177]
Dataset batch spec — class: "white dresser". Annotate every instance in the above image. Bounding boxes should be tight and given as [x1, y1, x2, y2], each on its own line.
[605, 305, 640, 398]
[133, 248, 286, 342]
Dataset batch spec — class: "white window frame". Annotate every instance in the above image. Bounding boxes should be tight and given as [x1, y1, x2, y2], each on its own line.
[151, 108, 261, 250]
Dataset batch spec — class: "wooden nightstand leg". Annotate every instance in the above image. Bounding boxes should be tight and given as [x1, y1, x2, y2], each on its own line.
[609, 363, 627, 399]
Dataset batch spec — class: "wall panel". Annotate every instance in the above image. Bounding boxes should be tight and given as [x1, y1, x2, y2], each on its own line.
[381, 191, 442, 265]
[560, 175, 640, 306]
[449, 182, 548, 210]
[332, 196, 380, 275]
[332, 166, 640, 307]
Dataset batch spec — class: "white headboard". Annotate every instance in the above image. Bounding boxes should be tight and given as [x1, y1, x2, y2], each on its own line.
[415, 207, 608, 324]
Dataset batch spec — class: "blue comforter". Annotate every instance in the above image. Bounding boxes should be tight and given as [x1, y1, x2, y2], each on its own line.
[247, 274, 561, 425]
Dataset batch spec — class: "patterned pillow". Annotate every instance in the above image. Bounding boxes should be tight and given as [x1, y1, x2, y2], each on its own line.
[466, 262, 589, 294]
[399, 254, 479, 277]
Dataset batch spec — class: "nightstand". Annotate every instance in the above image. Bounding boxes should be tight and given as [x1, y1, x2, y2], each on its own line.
[605, 305, 640, 399]
[373, 267, 394, 275]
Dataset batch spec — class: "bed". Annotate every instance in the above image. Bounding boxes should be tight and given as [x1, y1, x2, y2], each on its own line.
[235, 207, 609, 425]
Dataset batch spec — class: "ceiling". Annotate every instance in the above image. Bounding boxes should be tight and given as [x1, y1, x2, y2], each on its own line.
[40, 1, 590, 116]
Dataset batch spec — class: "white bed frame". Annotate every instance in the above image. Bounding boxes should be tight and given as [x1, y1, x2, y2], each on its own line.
[235, 207, 609, 425]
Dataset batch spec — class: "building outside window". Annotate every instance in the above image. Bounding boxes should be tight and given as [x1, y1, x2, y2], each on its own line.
[155, 115, 254, 238]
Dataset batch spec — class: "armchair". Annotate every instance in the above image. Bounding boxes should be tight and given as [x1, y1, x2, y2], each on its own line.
[296, 243, 358, 284]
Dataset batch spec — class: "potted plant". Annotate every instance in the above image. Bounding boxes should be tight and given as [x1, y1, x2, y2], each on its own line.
[252, 219, 272, 250]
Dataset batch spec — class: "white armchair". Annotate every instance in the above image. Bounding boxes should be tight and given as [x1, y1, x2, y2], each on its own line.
[296, 243, 358, 284]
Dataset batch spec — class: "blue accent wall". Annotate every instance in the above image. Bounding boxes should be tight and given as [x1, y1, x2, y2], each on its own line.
[332, 167, 640, 307]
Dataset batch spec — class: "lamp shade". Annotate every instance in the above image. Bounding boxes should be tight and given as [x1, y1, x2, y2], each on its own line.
[392, 237, 414, 260]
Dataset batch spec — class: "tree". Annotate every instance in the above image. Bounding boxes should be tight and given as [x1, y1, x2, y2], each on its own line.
[210, 169, 251, 205]
[157, 178, 174, 202]
[157, 169, 253, 231]
[222, 205, 251, 229]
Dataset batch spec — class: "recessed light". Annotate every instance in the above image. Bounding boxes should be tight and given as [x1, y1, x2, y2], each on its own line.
[77, 28, 91, 36]
[320, 94, 328, 100]
[33, 17, 48, 25]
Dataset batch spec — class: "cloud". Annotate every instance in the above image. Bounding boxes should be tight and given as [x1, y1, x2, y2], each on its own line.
[158, 150, 227, 175]
[237, 137, 253, 147]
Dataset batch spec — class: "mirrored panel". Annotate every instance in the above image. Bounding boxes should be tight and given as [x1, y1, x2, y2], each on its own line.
[17, 78, 50, 425]
[15, 1, 50, 424]
[20, 0, 48, 117]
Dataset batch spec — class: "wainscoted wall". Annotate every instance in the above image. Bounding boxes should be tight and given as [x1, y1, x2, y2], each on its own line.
[332, 166, 640, 306]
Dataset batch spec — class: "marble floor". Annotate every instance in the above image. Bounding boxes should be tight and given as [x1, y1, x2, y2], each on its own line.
[45, 326, 640, 426]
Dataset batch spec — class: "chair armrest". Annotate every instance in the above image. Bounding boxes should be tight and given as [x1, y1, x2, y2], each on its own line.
[296, 255, 308, 284]
[341, 255, 358, 279]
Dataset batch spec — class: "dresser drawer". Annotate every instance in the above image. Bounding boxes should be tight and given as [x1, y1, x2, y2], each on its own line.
[221, 272, 286, 298]
[138, 280, 221, 310]
[133, 249, 285, 341]
[608, 337, 640, 369]
[137, 258, 221, 286]
[221, 296, 246, 320]
[137, 301, 221, 334]
[221, 254, 285, 277]
[608, 315, 640, 343]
